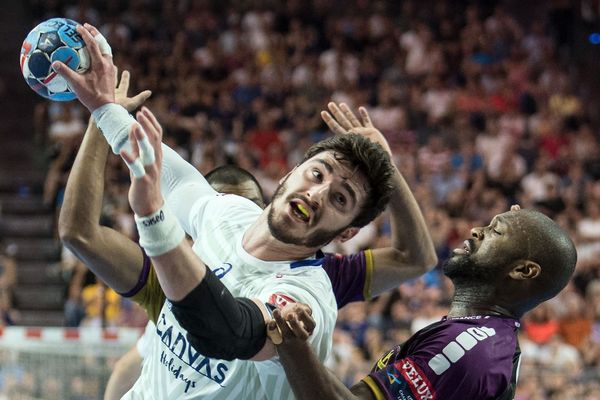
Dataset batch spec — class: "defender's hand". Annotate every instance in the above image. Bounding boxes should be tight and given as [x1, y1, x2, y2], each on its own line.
[267, 303, 315, 346]
[321, 102, 392, 156]
[115, 70, 152, 113]
[52, 23, 116, 112]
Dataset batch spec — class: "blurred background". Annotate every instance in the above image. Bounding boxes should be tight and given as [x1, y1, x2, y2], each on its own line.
[0, 0, 600, 399]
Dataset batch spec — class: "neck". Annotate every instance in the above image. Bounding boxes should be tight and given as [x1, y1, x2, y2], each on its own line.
[242, 210, 319, 262]
[447, 282, 518, 319]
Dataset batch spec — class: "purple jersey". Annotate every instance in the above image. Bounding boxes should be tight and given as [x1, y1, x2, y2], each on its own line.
[363, 315, 521, 400]
[322, 250, 373, 309]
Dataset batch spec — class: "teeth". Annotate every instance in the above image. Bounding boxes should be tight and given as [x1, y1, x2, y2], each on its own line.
[296, 203, 310, 219]
[463, 240, 470, 254]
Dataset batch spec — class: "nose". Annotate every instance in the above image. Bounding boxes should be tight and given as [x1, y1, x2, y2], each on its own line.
[471, 227, 484, 240]
[306, 184, 328, 209]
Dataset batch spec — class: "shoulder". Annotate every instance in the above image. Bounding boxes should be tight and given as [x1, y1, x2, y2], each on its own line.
[192, 192, 260, 215]
[321, 251, 370, 308]
[322, 251, 367, 270]
[408, 316, 519, 364]
[410, 317, 520, 394]
[204, 193, 261, 215]
[192, 193, 261, 233]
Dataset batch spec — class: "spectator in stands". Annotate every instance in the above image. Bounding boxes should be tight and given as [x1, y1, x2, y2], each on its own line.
[0, 243, 17, 326]
[80, 278, 121, 328]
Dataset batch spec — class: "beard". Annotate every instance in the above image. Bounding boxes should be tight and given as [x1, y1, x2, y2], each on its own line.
[443, 253, 498, 286]
[267, 179, 345, 248]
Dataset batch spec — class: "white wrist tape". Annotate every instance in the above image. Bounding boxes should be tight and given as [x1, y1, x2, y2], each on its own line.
[94, 33, 112, 56]
[91, 103, 135, 155]
[135, 205, 186, 257]
[125, 157, 146, 178]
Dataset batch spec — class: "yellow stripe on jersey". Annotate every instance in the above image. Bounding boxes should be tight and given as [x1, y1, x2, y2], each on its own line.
[362, 376, 386, 400]
[129, 263, 166, 323]
[363, 249, 374, 301]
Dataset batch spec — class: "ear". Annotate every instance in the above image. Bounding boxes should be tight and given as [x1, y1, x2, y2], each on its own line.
[508, 261, 541, 281]
[337, 227, 360, 243]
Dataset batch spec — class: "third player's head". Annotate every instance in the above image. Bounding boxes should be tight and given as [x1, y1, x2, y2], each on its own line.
[268, 133, 395, 248]
[443, 208, 577, 317]
[206, 165, 265, 208]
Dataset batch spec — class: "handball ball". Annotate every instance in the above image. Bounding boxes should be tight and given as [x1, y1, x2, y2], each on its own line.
[20, 18, 89, 101]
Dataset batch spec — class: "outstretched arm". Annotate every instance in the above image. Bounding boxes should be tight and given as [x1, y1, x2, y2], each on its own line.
[267, 308, 375, 400]
[58, 71, 151, 293]
[322, 103, 438, 297]
[53, 23, 215, 238]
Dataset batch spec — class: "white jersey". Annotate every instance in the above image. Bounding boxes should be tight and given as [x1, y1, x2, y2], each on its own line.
[136, 321, 154, 362]
[124, 186, 338, 399]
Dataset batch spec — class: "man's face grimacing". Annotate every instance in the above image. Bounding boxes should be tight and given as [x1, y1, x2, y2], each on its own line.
[443, 211, 528, 284]
[268, 151, 369, 248]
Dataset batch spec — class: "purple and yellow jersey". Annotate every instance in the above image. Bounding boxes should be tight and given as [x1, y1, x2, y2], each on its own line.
[362, 315, 521, 400]
[322, 249, 373, 308]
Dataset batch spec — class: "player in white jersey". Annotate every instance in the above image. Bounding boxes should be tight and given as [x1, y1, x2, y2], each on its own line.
[104, 155, 436, 398]
[55, 23, 397, 400]
[59, 76, 336, 399]
[104, 165, 267, 399]
[61, 75, 435, 399]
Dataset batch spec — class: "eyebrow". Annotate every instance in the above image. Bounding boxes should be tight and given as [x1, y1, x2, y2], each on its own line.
[314, 159, 358, 208]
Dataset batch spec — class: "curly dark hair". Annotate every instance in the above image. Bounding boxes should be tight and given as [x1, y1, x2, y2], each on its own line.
[301, 133, 395, 228]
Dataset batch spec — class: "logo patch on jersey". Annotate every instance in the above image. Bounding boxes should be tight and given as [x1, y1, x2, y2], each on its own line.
[427, 325, 496, 375]
[212, 263, 233, 279]
[397, 358, 436, 400]
[387, 370, 402, 385]
[269, 293, 297, 309]
[376, 348, 395, 370]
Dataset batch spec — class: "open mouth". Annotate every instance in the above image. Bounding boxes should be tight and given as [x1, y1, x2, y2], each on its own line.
[290, 201, 310, 223]
[453, 240, 474, 256]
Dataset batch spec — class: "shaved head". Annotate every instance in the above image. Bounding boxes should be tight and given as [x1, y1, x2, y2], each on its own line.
[513, 210, 576, 303]
[444, 208, 577, 317]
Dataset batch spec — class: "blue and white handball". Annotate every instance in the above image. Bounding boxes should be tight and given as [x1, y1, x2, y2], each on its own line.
[20, 18, 89, 101]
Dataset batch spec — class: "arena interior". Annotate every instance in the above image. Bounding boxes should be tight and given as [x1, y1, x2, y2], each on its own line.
[0, 0, 600, 398]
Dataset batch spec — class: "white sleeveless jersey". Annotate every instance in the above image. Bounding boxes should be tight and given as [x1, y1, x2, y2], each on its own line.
[124, 194, 338, 399]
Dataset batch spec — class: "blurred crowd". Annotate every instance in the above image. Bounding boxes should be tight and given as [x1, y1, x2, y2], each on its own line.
[18, 0, 600, 398]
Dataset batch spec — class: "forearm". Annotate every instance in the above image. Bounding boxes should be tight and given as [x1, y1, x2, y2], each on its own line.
[369, 167, 438, 296]
[388, 166, 437, 269]
[148, 240, 206, 302]
[104, 346, 142, 400]
[58, 118, 107, 241]
[277, 342, 358, 400]
[58, 118, 144, 293]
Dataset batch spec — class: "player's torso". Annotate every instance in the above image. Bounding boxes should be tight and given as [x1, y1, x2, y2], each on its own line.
[125, 300, 267, 399]
[190, 203, 262, 297]
[127, 195, 337, 399]
[370, 315, 521, 400]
